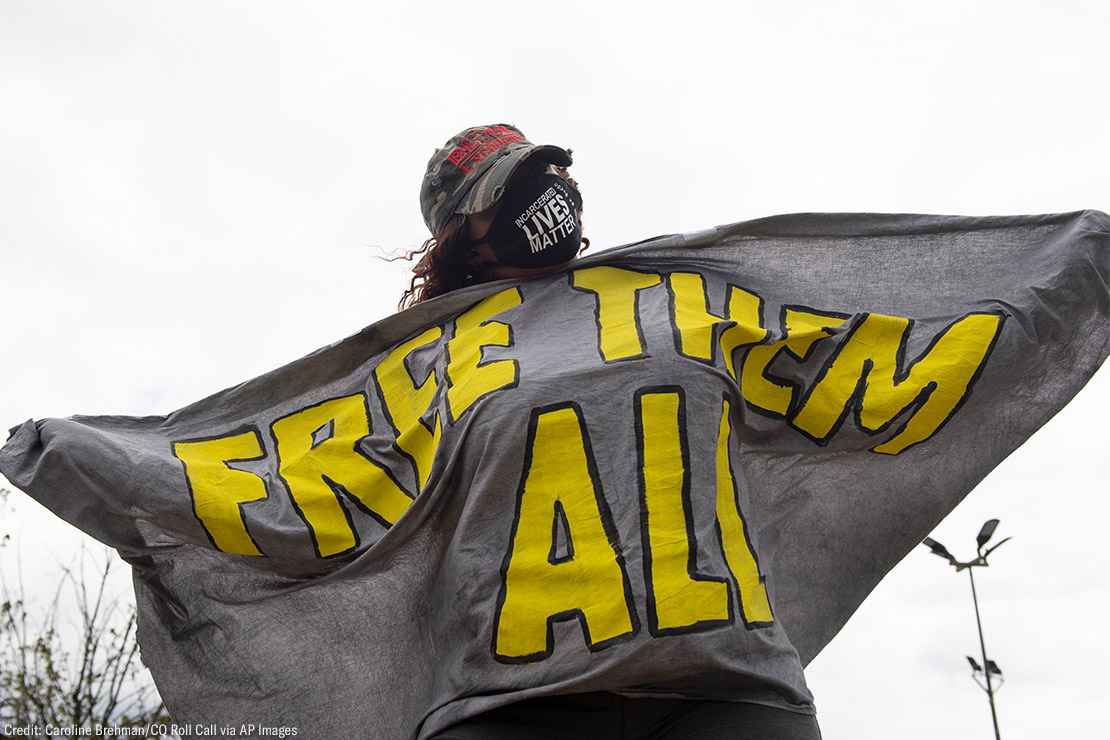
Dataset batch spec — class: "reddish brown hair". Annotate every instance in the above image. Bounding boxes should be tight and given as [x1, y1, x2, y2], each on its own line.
[394, 165, 585, 310]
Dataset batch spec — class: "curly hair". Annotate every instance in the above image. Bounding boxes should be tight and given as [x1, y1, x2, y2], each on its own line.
[395, 165, 586, 311]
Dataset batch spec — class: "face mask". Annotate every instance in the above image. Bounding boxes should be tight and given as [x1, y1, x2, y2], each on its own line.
[484, 171, 584, 268]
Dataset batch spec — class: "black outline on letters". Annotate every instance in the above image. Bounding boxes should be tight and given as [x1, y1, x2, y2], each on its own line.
[370, 325, 443, 495]
[788, 310, 1007, 454]
[492, 401, 639, 664]
[720, 283, 771, 385]
[269, 392, 411, 560]
[743, 304, 851, 422]
[665, 272, 732, 367]
[445, 287, 523, 425]
[547, 499, 576, 565]
[712, 394, 775, 630]
[568, 265, 662, 365]
[634, 386, 734, 637]
[309, 419, 335, 449]
[172, 425, 270, 556]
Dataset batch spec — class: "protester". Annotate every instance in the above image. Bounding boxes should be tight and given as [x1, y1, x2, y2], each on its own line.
[410, 123, 823, 740]
[3, 124, 1105, 740]
[401, 123, 589, 309]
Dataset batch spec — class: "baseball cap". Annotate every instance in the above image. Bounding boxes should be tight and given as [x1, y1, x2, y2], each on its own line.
[420, 123, 573, 236]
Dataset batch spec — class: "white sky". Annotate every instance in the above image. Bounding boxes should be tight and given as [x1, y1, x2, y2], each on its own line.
[2, 1, 1108, 736]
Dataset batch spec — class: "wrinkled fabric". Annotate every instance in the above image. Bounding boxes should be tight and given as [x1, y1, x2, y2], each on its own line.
[2, 210, 1108, 739]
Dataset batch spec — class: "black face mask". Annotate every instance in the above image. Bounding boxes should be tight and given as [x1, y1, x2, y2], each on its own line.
[485, 171, 584, 268]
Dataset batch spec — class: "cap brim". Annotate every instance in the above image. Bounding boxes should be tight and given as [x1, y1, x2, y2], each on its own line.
[456, 144, 573, 217]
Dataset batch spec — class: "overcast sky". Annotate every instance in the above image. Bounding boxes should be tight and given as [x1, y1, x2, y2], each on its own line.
[2, 1, 1108, 737]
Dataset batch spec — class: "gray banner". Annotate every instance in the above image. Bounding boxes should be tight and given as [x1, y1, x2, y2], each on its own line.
[3, 210, 1107, 738]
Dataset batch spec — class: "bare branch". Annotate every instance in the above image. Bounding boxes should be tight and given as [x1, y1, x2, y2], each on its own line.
[0, 540, 170, 728]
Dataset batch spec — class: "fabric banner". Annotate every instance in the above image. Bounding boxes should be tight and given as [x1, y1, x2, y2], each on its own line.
[2, 210, 1108, 738]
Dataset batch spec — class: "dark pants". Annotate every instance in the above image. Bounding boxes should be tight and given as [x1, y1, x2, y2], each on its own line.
[429, 691, 822, 740]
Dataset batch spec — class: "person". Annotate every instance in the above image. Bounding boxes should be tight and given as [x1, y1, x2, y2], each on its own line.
[407, 123, 823, 740]
[400, 122, 590, 309]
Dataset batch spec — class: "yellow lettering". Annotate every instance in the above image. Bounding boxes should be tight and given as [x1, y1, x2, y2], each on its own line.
[792, 312, 1005, 454]
[669, 272, 722, 361]
[272, 395, 412, 557]
[173, 431, 268, 556]
[571, 266, 661, 362]
[637, 389, 730, 634]
[495, 404, 636, 661]
[374, 326, 443, 490]
[715, 399, 773, 625]
[720, 285, 768, 380]
[447, 288, 522, 421]
[742, 307, 848, 416]
[667, 273, 767, 376]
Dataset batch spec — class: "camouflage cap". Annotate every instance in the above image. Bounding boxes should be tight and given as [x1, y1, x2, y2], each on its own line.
[420, 123, 573, 236]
